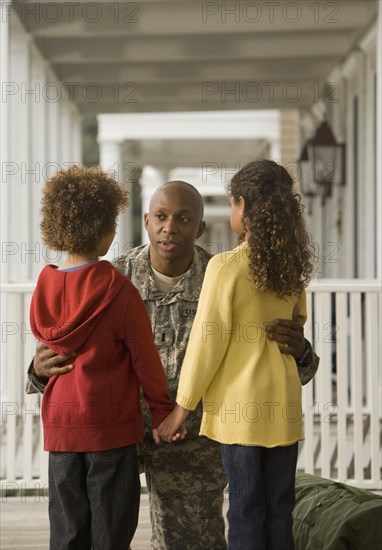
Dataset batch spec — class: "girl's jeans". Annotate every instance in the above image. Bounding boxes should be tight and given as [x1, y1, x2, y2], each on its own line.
[221, 442, 298, 550]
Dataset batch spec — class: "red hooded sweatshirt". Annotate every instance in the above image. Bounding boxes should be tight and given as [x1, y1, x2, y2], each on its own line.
[30, 261, 173, 452]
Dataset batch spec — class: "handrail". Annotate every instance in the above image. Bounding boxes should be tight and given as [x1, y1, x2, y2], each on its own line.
[2, 279, 381, 294]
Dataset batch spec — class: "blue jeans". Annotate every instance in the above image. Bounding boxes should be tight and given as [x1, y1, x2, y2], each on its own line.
[221, 443, 298, 550]
[48, 445, 140, 550]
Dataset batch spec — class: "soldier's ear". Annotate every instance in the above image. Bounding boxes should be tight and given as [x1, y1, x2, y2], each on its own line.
[196, 221, 206, 239]
[144, 213, 149, 230]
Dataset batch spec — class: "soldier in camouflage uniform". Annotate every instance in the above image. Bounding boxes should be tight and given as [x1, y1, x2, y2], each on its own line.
[113, 242, 227, 549]
[27, 181, 319, 550]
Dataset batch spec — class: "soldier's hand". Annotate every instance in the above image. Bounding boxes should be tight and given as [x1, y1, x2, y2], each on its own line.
[34, 342, 75, 378]
[265, 304, 306, 361]
[152, 428, 161, 445]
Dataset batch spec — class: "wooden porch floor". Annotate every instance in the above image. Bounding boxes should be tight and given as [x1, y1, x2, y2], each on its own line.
[0, 495, 156, 549]
[1, 494, 229, 549]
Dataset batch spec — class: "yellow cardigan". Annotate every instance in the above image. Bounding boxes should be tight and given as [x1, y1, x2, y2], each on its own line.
[176, 242, 306, 447]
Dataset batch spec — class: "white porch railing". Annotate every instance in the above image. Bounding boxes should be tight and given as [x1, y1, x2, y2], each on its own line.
[1, 280, 381, 492]
[300, 280, 381, 490]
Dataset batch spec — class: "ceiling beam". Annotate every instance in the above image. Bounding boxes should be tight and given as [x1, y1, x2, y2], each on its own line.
[53, 57, 336, 85]
[35, 30, 355, 64]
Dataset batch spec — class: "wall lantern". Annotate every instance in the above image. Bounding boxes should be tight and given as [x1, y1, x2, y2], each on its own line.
[298, 119, 346, 211]
[307, 120, 346, 187]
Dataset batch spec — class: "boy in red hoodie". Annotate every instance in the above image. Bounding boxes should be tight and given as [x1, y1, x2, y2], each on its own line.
[30, 165, 176, 550]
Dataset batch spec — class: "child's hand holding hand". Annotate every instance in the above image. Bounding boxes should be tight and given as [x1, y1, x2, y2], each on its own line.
[152, 423, 187, 444]
[157, 405, 189, 443]
[172, 424, 188, 442]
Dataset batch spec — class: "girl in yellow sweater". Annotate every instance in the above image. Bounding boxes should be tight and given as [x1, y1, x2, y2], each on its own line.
[158, 159, 313, 550]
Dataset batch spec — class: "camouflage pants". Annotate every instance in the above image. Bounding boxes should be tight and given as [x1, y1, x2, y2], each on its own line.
[139, 437, 227, 550]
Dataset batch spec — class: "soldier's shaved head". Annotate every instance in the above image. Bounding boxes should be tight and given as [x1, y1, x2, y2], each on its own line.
[149, 181, 204, 221]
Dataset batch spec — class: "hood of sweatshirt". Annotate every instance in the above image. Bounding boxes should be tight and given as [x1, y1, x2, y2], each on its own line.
[30, 261, 127, 356]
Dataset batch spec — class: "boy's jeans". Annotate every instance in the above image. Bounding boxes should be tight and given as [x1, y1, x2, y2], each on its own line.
[49, 444, 140, 550]
[221, 442, 298, 550]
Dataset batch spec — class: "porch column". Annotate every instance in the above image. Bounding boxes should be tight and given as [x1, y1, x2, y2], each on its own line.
[99, 140, 133, 260]
[7, 19, 30, 283]
[377, 5, 382, 280]
[140, 166, 166, 244]
[269, 140, 281, 163]
[1, 1, 10, 283]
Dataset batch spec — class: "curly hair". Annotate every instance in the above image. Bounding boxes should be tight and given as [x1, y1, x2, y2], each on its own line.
[227, 159, 313, 297]
[40, 165, 129, 254]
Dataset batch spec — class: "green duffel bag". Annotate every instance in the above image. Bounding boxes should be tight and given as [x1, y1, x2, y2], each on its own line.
[293, 472, 382, 550]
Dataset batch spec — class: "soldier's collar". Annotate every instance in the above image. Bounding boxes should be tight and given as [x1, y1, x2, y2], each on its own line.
[137, 246, 205, 302]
